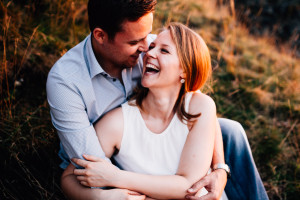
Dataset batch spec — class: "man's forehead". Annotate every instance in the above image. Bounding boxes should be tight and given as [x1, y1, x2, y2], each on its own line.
[117, 13, 153, 41]
[117, 28, 150, 41]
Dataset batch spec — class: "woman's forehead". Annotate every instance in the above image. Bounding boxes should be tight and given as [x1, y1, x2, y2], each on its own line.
[155, 30, 175, 45]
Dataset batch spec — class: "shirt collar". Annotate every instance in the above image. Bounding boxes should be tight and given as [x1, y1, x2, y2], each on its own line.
[84, 34, 106, 78]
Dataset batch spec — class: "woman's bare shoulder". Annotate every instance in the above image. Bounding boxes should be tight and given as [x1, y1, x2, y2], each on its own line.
[188, 92, 216, 115]
[94, 107, 124, 136]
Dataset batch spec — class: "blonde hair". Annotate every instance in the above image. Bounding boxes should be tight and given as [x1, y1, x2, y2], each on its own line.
[134, 22, 212, 122]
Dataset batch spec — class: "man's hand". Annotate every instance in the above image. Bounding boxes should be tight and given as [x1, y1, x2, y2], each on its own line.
[185, 169, 227, 200]
[101, 189, 146, 200]
[72, 154, 120, 187]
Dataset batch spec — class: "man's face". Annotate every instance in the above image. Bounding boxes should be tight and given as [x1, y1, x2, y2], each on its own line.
[104, 12, 153, 68]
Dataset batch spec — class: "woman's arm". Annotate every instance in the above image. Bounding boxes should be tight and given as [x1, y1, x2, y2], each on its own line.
[186, 120, 227, 199]
[117, 93, 216, 199]
[74, 93, 216, 199]
[62, 163, 145, 200]
[94, 107, 124, 158]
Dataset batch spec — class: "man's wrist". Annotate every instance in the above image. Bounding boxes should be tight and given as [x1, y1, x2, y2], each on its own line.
[213, 163, 231, 178]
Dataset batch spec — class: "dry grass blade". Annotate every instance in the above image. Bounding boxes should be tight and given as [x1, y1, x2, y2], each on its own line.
[16, 25, 39, 77]
[279, 119, 299, 148]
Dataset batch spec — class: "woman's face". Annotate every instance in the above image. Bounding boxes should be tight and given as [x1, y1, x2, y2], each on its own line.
[142, 30, 183, 89]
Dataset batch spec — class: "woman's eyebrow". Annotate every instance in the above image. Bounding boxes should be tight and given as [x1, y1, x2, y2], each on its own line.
[161, 44, 170, 48]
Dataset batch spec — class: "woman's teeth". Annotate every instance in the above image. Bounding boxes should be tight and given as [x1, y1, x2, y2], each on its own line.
[145, 63, 159, 73]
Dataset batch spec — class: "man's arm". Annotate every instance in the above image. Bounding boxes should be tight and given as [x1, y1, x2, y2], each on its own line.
[212, 120, 226, 167]
[48, 76, 144, 200]
[46, 71, 106, 164]
[61, 164, 103, 200]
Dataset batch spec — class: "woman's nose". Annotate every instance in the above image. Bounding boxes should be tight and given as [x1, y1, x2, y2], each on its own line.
[146, 47, 156, 58]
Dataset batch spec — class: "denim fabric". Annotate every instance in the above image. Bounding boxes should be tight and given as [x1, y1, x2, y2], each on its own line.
[219, 118, 269, 200]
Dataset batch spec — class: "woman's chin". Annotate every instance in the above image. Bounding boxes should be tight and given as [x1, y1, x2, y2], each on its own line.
[141, 80, 151, 88]
[141, 77, 155, 88]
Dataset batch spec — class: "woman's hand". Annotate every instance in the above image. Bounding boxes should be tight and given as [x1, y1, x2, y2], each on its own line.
[72, 154, 120, 187]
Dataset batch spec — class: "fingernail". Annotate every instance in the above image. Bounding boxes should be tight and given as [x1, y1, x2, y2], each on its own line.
[188, 188, 194, 192]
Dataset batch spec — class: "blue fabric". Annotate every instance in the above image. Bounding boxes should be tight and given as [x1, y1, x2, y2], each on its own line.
[219, 118, 269, 200]
[47, 34, 157, 167]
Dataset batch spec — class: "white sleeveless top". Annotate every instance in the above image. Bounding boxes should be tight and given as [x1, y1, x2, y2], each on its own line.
[113, 93, 193, 175]
[113, 92, 228, 199]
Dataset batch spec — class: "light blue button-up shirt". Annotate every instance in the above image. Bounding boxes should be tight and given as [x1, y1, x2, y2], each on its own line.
[46, 34, 156, 168]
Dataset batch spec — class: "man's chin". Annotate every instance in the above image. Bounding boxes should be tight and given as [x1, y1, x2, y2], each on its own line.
[125, 58, 139, 68]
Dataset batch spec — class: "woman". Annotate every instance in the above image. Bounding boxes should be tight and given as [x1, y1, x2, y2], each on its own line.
[69, 22, 226, 199]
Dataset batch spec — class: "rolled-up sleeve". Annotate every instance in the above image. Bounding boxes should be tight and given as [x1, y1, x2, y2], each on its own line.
[46, 72, 106, 166]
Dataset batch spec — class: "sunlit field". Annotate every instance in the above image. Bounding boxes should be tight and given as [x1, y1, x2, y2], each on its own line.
[1, 0, 299, 199]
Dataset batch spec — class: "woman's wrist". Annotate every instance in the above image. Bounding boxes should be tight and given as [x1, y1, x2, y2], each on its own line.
[98, 160, 123, 187]
[114, 169, 127, 188]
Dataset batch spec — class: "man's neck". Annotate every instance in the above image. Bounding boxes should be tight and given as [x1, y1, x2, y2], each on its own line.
[91, 35, 123, 81]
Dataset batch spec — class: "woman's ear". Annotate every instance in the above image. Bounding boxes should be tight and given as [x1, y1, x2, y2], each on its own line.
[93, 28, 107, 44]
[180, 72, 187, 79]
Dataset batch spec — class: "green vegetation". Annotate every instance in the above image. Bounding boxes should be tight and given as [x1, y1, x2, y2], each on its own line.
[1, 0, 299, 199]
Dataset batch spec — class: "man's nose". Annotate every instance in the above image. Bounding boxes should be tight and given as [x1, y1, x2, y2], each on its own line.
[138, 39, 149, 52]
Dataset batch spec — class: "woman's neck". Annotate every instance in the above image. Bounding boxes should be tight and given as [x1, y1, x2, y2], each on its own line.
[141, 87, 180, 123]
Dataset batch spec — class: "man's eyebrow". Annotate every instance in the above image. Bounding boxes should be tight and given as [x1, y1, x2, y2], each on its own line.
[129, 31, 152, 43]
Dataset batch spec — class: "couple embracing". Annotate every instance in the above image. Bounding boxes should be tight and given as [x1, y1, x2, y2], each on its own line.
[46, 0, 268, 199]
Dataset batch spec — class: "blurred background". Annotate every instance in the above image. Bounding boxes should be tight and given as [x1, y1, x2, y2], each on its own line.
[0, 0, 299, 199]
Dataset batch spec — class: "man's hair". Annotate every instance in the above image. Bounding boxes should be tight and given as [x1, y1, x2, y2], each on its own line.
[88, 0, 157, 39]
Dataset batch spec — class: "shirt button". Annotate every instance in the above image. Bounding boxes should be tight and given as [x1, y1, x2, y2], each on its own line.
[113, 78, 116, 82]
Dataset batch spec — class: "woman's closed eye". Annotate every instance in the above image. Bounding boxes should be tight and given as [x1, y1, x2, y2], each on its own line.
[161, 48, 169, 54]
[147, 44, 169, 54]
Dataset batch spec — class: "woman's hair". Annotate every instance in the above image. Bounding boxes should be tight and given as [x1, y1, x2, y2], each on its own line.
[134, 22, 212, 123]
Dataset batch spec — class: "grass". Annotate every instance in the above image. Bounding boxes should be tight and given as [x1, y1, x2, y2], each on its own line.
[1, 0, 299, 199]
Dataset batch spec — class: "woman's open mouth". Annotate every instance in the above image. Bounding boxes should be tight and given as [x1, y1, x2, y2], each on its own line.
[145, 63, 160, 74]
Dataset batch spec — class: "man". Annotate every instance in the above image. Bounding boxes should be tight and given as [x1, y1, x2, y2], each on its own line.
[46, 0, 268, 199]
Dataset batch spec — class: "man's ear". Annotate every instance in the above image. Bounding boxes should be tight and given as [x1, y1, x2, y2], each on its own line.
[93, 28, 107, 44]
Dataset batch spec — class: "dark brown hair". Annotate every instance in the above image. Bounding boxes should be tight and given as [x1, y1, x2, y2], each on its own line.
[88, 0, 157, 40]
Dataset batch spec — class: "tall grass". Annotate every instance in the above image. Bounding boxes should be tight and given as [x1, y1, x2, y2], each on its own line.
[1, 0, 88, 198]
[0, 0, 299, 199]
[157, 0, 300, 199]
